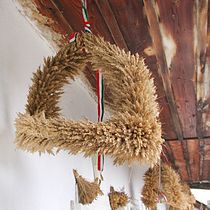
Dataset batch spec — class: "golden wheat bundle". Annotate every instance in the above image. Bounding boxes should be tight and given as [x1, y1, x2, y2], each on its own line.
[15, 32, 163, 165]
[73, 169, 103, 205]
[108, 186, 128, 210]
[181, 183, 195, 210]
[141, 166, 159, 209]
[160, 183, 195, 210]
[141, 164, 189, 209]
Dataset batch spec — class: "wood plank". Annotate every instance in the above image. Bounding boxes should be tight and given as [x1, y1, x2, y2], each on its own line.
[162, 142, 177, 170]
[204, 0, 210, 136]
[190, 182, 210, 189]
[187, 140, 200, 181]
[144, 0, 193, 180]
[194, 0, 209, 139]
[202, 160, 210, 180]
[93, 0, 128, 50]
[195, 200, 210, 208]
[199, 139, 206, 180]
[203, 0, 210, 137]
[51, 0, 115, 42]
[34, 0, 73, 42]
[156, 0, 197, 139]
[50, 0, 83, 33]
[203, 138, 210, 180]
[168, 141, 189, 181]
[143, 0, 183, 140]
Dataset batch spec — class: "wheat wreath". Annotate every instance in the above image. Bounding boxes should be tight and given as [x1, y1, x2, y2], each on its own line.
[15, 33, 163, 165]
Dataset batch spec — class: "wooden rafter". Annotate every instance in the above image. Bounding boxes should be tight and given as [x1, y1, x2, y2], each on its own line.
[194, 0, 209, 181]
[143, 0, 192, 181]
[34, 0, 74, 40]
[195, 200, 210, 209]
[189, 181, 210, 189]
[143, 0, 183, 140]
[166, 136, 210, 141]
[94, 0, 128, 51]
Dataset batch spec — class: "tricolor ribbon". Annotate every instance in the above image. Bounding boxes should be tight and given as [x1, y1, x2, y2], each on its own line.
[91, 71, 105, 180]
[81, 0, 105, 180]
[81, 0, 91, 33]
[96, 71, 104, 123]
[69, 32, 78, 44]
[96, 70, 105, 173]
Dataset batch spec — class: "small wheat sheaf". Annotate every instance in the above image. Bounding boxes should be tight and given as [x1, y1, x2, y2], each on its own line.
[73, 169, 103, 205]
[108, 186, 128, 210]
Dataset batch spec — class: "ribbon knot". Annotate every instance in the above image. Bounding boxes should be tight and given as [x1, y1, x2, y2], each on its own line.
[84, 21, 91, 33]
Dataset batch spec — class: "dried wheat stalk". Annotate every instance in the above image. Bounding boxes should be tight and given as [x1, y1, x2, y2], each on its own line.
[108, 186, 128, 210]
[73, 169, 103, 205]
[15, 33, 163, 165]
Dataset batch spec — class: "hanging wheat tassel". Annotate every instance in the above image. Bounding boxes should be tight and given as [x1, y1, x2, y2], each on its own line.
[141, 164, 189, 209]
[141, 166, 159, 209]
[181, 183, 195, 210]
[73, 169, 103, 205]
[108, 186, 128, 210]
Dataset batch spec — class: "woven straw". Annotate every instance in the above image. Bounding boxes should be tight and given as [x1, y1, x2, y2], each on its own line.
[15, 33, 163, 165]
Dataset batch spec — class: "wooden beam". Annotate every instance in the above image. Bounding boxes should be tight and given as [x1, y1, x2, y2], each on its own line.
[195, 200, 210, 209]
[203, 139, 210, 180]
[143, 0, 183, 140]
[194, 0, 208, 138]
[94, 0, 129, 51]
[168, 141, 189, 181]
[46, 0, 74, 32]
[156, 0, 197, 139]
[190, 182, 210, 189]
[194, 0, 209, 180]
[34, 0, 74, 38]
[187, 140, 200, 181]
[165, 136, 210, 141]
[202, 160, 210, 180]
[143, 0, 192, 181]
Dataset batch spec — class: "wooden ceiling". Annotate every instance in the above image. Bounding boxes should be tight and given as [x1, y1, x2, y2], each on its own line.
[17, 0, 210, 187]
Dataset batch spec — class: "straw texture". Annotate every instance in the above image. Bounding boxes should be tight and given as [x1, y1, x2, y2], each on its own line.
[15, 33, 163, 165]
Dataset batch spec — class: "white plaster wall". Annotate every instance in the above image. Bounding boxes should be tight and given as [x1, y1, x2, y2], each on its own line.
[0, 1, 151, 210]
